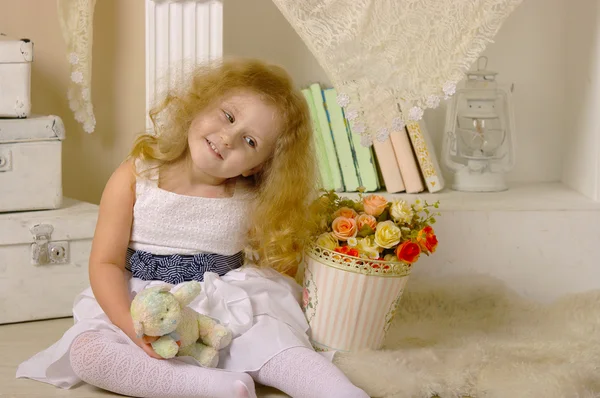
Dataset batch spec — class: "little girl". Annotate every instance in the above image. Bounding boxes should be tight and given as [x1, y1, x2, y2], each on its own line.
[16, 58, 368, 398]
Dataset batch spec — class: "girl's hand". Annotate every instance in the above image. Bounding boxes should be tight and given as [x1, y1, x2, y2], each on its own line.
[129, 334, 164, 359]
[116, 311, 163, 359]
[135, 335, 164, 359]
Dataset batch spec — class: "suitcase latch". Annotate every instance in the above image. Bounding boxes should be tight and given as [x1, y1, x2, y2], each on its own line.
[0, 149, 12, 172]
[30, 224, 69, 265]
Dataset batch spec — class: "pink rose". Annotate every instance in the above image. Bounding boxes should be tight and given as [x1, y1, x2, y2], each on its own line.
[363, 194, 388, 217]
[333, 207, 358, 219]
[302, 288, 309, 309]
[331, 216, 358, 241]
[356, 213, 377, 231]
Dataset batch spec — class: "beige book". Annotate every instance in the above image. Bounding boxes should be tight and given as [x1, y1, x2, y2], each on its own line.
[389, 128, 425, 193]
[372, 137, 406, 193]
[405, 120, 445, 192]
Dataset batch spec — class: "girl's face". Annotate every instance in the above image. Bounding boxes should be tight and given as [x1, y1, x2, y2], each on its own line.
[187, 90, 280, 180]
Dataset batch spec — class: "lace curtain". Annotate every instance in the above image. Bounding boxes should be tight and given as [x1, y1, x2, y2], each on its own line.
[271, 0, 523, 146]
[57, 0, 97, 133]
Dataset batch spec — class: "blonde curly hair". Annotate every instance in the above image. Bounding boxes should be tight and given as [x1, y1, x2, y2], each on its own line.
[129, 58, 317, 275]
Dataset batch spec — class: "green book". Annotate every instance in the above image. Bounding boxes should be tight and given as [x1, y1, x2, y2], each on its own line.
[323, 88, 361, 191]
[310, 83, 344, 191]
[343, 110, 381, 192]
[302, 88, 334, 190]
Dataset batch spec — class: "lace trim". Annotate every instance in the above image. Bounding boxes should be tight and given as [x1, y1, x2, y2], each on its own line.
[271, 0, 523, 146]
[57, 0, 97, 134]
[305, 244, 411, 277]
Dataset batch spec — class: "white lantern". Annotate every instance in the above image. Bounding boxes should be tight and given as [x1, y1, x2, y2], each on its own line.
[442, 57, 516, 192]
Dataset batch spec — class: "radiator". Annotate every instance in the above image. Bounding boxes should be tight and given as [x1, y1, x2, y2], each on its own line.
[145, 0, 223, 128]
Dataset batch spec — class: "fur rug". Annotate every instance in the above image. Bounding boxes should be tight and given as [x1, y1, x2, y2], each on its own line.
[334, 274, 600, 398]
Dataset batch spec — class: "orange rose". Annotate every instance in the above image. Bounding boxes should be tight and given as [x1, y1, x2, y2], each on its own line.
[417, 226, 438, 253]
[362, 195, 388, 217]
[331, 216, 357, 241]
[335, 246, 359, 258]
[335, 246, 350, 254]
[333, 206, 358, 219]
[395, 241, 421, 264]
[356, 213, 377, 231]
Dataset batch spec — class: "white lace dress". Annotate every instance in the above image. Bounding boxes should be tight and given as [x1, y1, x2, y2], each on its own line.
[16, 166, 315, 389]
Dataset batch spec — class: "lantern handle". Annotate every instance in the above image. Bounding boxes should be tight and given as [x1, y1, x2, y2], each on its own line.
[467, 56, 498, 82]
[476, 56, 488, 71]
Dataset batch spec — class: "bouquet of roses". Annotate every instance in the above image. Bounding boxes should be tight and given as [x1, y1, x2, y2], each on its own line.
[309, 189, 441, 265]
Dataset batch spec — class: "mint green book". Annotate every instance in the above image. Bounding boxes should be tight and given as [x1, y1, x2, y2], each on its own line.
[342, 103, 381, 192]
[322, 88, 361, 191]
[310, 83, 344, 192]
[302, 88, 334, 191]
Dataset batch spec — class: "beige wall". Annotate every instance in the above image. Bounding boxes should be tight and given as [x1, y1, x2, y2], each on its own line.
[563, 0, 600, 201]
[223, 0, 329, 89]
[0, 0, 146, 205]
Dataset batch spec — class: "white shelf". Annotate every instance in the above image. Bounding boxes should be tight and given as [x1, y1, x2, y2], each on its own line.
[339, 182, 600, 212]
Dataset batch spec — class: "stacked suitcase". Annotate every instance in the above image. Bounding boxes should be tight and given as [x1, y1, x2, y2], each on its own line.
[0, 34, 98, 324]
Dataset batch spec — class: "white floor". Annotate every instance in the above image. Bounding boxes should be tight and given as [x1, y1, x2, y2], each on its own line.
[1, 317, 288, 397]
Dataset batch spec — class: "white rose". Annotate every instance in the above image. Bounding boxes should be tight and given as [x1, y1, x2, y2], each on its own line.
[390, 200, 413, 224]
[374, 221, 402, 249]
[384, 254, 399, 262]
[357, 236, 380, 259]
[316, 232, 338, 250]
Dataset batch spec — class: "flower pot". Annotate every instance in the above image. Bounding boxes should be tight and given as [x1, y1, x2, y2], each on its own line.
[301, 244, 411, 352]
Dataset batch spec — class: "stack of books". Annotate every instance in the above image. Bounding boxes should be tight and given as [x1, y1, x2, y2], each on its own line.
[302, 82, 445, 194]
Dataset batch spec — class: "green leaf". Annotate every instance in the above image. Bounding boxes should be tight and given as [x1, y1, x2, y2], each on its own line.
[430, 217, 436, 224]
[377, 208, 390, 222]
[357, 224, 375, 238]
[339, 199, 356, 208]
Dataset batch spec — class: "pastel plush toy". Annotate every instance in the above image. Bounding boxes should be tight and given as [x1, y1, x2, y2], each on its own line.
[130, 281, 233, 368]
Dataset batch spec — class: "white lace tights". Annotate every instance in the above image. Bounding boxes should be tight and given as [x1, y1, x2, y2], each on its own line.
[70, 332, 367, 398]
[250, 347, 369, 398]
[69, 331, 255, 398]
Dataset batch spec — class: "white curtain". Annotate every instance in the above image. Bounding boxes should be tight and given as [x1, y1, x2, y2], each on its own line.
[271, 0, 523, 146]
[57, 0, 97, 134]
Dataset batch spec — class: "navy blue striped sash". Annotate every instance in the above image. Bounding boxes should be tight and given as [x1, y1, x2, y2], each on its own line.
[126, 248, 243, 284]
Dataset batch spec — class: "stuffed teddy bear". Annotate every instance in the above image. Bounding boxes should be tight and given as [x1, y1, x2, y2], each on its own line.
[130, 281, 233, 368]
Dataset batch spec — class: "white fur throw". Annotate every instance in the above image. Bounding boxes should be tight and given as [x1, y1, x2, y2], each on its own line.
[334, 274, 600, 398]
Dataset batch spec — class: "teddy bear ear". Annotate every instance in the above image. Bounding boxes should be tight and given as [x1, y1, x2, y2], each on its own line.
[173, 281, 202, 308]
[143, 284, 172, 296]
[134, 320, 145, 338]
[157, 284, 172, 292]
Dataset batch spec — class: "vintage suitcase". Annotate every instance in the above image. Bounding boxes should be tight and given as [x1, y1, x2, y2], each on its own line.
[0, 115, 65, 213]
[0, 198, 98, 324]
[0, 33, 33, 118]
